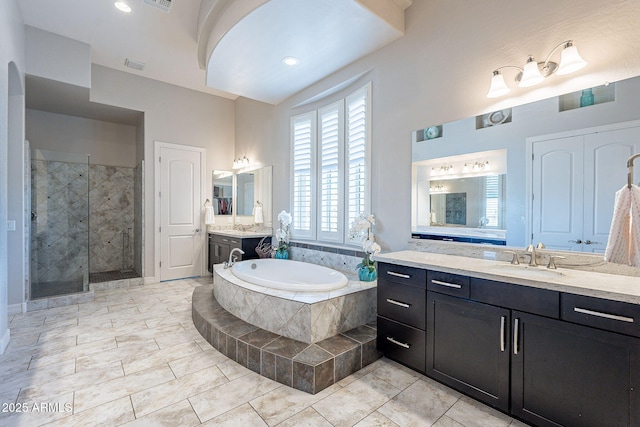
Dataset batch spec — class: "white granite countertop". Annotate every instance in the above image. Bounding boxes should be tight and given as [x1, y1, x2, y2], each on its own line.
[208, 230, 271, 238]
[374, 250, 640, 305]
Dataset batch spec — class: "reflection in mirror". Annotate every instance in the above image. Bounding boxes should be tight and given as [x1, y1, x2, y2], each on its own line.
[236, 172, 255, 216]
[212, 170, 233, 215]
[412, 75, 640, 252]
[413, 149, 507, 244]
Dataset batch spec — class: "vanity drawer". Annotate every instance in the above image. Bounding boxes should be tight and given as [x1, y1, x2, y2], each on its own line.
[213, 235, 240, 246]
[470, 278, 559, 319]
[377, 280, 426, 329]
[562, 293, 640, 338]
[377, 316, 426, 373]
[378, 263, 426, 288]
[427, 270, 470, 298]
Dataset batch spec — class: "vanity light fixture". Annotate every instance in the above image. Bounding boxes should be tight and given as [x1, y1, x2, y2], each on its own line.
[487, 40, 587, 98]
[114, 1, 132, 12]
[232, 156, 250, 170]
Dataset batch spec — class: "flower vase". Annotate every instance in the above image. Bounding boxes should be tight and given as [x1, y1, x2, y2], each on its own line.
[580, 89, 594, 107]
[358, 266, 377, 282]
[275, 249, 289, 259]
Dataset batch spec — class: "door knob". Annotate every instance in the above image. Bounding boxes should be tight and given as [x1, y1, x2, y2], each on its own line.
[568, 239, 582, 244]
[193, 228, 201, 233]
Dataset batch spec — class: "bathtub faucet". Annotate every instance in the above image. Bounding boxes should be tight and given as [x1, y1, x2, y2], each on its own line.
[224, 248, 245, 269]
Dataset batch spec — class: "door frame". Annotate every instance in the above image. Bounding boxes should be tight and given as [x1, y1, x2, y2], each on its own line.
[525, 119, 640, 247]
[153, 141, 206, 282]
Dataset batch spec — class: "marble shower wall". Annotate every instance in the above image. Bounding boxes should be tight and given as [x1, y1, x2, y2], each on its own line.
[89, 164, 135, 273]
[30, 159, 89, 285]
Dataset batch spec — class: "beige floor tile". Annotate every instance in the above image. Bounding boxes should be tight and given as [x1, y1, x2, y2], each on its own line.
[154, 328, 200, 349]
[45, 395, 135, 427]
[377, 377, 462, 426]
[189, 372, 280, 422]
[432, 415, 466, 427]
[168, 347, 228, 378]
[0, 359, 76, 395]
[0, 353, 32, 381]
[114, 323, 184, 347]
[18, 360, 124, 403]
[312, 372, 401, 426]
[28, 338, 118, 370]
[445, 396, 513, 427]
[130, 365, 228, 417]
[249, 382, 341, 426]
[274, 406, 333, 427]
[200, 403, 268, 426]
[122, 340, 202, 375]
[370, 359, 421, 390]
[120, 399, 201, 427]
[73, 364, 175, 413]
[217, 358, 254, 381]
[353, 411, 400, 427]
[75, 338, 159, 372]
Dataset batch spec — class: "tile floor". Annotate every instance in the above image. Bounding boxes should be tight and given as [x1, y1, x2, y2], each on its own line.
[0, 278, 530, 426]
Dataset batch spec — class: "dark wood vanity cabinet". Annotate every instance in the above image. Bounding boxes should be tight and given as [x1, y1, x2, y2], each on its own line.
[207, 233, 263, 272]
[376, 263, 427, 373]
[377, 262, 640, 427]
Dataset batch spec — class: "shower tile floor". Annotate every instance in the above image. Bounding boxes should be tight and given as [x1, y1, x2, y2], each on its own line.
[1, 278, 530, 426]
[89, 269, 141, 284]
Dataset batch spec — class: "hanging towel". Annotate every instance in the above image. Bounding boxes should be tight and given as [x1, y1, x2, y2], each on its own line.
[204, 205, 215, 225]
[254, 206, 264, 224]
[604, 184, 640, 267]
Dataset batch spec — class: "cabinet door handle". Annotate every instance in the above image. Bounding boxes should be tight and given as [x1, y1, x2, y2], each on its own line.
[431, 279, 462, 289]
[574, 307, 634, 323]
[386, 298, 411, 308]
[500, 315, 506, 352]
[387, 271, 411, 279]
[513, 318, 519, 355]
[386, 337, 410, 349]
[214, 245, 219, 257]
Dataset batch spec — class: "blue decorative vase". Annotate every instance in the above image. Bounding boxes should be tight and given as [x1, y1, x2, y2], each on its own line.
[275, 249, 289, 259]
[580, 89, 594, 107]
[358, 266, 377, 282]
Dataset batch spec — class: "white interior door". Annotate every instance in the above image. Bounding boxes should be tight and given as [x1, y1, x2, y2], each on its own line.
[532, 136, 584, 251]
[583, 127, 640, 253]
[159, 145, 203, 281]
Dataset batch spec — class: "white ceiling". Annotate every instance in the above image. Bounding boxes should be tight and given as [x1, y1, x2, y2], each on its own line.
[17, 0, 409, 106]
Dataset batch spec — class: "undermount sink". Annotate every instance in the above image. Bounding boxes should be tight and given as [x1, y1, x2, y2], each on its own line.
[491, 264, 565, 279]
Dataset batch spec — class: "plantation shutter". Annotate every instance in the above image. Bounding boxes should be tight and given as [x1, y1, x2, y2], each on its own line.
[318, 102, 344, 241]
[345, 84, 370, 238]
[291, 112, 316, 239]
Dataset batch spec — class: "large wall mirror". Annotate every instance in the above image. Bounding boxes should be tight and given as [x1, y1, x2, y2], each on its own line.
[212, 166, 273, 226]
[412, 75, 640, 253]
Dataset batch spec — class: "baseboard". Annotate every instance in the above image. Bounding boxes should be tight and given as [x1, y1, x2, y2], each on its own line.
[0, 328, 10, 355]
[8, 303, 26, 315]
[144, 276, 156, 285]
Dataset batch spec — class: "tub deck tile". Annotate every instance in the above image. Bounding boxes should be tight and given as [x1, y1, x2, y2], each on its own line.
[192, 285, 380, 394]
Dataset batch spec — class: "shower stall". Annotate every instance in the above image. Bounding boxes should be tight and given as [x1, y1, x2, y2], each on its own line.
[29, 148, 143, 300]
[30, 149, 90, 298]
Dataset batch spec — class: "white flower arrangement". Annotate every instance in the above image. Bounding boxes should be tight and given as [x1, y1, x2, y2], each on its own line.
[274, 210, 292, 253]
[349, 213, 381, 271]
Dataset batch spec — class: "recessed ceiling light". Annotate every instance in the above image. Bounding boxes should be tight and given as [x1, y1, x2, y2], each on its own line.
[282, 57, 299, 66]
[114, 2, 132, 13]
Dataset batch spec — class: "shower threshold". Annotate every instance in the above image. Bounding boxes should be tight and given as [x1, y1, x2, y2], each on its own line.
[90, 269, 141, 284]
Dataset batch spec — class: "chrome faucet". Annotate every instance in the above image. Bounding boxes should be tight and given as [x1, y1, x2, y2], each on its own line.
[523, 244, 538, 267]
[224, 248, 245, 269]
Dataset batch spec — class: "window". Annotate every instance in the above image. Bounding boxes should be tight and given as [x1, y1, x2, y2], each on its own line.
[290, 83, 371, 244]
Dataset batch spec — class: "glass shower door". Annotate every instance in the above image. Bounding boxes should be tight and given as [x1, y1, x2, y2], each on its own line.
[30, 149, 89, 299]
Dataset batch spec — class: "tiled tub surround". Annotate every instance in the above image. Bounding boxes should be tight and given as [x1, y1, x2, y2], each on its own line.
[213, 265, 376, 343]
[192, 285, 380, 394]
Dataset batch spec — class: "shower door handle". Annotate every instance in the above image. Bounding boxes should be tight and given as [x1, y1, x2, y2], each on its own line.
[31, 211, 37, 221]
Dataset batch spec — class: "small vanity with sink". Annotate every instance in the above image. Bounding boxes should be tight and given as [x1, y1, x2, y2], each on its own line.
[373, 249, 640, 427]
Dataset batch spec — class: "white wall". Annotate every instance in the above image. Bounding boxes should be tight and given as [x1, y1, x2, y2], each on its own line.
[26, 109, 138, 168]
[90, 65, 236, 281]
[1, 0, 26, 354]
[239, 0, 640, 252]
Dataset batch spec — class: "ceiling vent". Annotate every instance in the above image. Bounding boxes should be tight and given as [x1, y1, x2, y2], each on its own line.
[124, 58, 146, 71]
[143, 0, 173, 12]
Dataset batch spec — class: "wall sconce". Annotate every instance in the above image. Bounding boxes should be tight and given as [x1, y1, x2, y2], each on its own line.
[232, 156, 250, 170]
[487, 40, 587, 98]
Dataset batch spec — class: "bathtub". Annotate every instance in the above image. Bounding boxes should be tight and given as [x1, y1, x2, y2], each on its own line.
[231, 258, 348, 292]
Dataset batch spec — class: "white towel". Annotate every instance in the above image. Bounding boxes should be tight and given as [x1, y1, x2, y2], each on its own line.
[204, 205, 215, 225]
[254, 206, 264, 224]
[604, 184, 640, 266]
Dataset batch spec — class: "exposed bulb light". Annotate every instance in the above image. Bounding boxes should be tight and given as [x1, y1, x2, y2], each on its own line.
[232, 156, 250, 170]
[487, 40, 587, 98]
[114, 1, 132, 12]
[282, 56, 299, 66]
